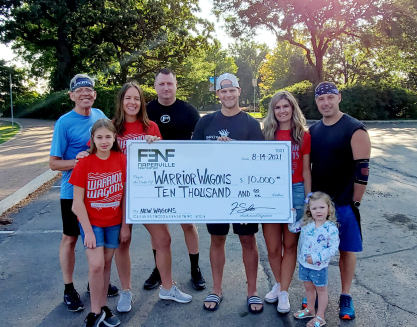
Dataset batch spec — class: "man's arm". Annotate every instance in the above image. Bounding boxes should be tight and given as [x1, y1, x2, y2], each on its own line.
[49, 156, 77, 172]
[351, 129, 371, 202]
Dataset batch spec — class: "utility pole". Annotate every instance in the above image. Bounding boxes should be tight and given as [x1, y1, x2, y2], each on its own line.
[252, 78, 257, 113]
[10, 74, 14, 129]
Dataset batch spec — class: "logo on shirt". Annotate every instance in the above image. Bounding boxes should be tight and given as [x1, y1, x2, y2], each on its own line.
[160, 115, 171, 123]
[218, 129, 230, 137]
[86, 171, 124, 209]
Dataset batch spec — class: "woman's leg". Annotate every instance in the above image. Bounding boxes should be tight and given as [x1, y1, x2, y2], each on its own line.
[262, 223, 283, 283]
[86, 247, 105, 314]
[115, 225, 132, 290]
[280, 225, 299, 292]
[144, 224, 172, 290]
[180, 223, 199, 255]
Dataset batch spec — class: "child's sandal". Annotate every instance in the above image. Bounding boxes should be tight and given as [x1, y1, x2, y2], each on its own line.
[307, 315, 326, 327]
[294, 308, 315, 319]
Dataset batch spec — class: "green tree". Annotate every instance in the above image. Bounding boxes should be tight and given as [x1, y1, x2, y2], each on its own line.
[229, 40, 269, 106]
[0, 0, 212, 90]
[213, 0, 417, 83]
[259, 42, 313, 95]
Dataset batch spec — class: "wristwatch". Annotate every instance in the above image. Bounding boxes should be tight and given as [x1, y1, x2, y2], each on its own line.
[353, 201, 361, 208]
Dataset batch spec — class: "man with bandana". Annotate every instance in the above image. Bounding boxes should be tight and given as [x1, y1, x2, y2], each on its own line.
[308, 81, 371, 320]
[49, 74, 112, 312]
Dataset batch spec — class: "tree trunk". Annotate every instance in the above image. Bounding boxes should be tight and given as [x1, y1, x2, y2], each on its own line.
[53, 25, 73, 91]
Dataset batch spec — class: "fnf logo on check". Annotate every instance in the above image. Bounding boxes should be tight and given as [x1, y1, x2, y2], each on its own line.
[137, 149, 175, 169]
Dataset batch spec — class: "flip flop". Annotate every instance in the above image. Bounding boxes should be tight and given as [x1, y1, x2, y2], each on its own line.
[203, 294, 223, 311]
[294, 308, 315, 319]
[247, 295, 264, 314]
[307, 315, 326, 327]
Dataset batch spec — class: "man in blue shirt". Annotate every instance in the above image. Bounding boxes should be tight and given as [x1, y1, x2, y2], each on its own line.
[49, 74, 108, 312]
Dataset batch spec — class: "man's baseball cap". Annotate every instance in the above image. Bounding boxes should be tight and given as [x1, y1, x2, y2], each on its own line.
[216, 73, 240, 90]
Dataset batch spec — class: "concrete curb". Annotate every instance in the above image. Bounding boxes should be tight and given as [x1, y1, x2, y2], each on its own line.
[0, 120, 23, 147]
[0, 169, 59, 217]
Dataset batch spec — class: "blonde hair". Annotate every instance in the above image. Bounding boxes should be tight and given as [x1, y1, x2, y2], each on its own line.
[89, 119, 121, 154]
[263, 90, 307, 145]
[301, 192, 337, 226]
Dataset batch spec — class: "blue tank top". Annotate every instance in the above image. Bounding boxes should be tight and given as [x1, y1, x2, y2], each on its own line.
[309, 114, 366, 205]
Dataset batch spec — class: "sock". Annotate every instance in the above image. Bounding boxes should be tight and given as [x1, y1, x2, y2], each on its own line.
[189, 253, 200, 272]
[341, 293, 351, 297]
[64, 282, 74, 294]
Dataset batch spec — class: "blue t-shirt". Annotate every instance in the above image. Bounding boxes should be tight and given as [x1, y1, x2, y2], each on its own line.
[50, 108, 107, 199]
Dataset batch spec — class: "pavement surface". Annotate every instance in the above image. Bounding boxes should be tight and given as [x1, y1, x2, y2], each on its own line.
[0, 121, 416, 327]
[0, 118, 56, 201]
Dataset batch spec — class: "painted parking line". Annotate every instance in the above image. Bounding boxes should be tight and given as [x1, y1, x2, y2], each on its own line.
[0, 230, 62, 235]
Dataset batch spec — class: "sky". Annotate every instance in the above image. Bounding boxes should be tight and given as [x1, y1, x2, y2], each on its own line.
[0, 1, 277, 64]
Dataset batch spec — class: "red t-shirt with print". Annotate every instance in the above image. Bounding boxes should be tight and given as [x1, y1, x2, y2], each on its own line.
[118, 120, 162, 154]
[276, 130, 311, 184]
[69, 151, 126, 227]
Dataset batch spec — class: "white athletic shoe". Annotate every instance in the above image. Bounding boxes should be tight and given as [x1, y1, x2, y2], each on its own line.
[277, 291, 291, 313]
[159, 284, 192, 303]
[265, 282, 281, 303]
[117, 290, 133, 313]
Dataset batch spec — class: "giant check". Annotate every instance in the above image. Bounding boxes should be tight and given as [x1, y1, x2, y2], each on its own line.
[126, 141, 293, 224]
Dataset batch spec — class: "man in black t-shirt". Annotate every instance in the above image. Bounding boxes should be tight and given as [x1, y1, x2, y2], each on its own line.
[193, 73, 264, 313]
[147, 70, 200, 140]
[145, 68, 205, 291]
[308, 81, 371, 321]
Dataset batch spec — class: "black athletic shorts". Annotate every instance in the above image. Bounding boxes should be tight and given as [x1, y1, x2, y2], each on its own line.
[206, 223, 258, 236]
[61, 199, 80, 236]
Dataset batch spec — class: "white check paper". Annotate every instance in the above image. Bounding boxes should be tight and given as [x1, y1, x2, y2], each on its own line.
[126, 141, 293, 224]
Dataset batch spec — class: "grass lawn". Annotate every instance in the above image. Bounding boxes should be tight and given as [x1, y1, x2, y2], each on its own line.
[247, 112, 264, 119]
[0, 121, 20, 145]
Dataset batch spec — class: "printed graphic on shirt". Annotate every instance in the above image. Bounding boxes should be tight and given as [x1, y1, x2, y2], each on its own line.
[118, 133, 147, 154]
[87, 171, 123, 209]
[206, 128, 234, 140]
[160, 115, 171, 123]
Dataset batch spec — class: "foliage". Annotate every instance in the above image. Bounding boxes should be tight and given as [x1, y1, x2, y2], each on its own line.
[0, 121, 20, 144]
[0, 0, 212, 90]
[259, 42, 313, 96]
[184, 41, 237, 110]
[259, 81, 417, 120]
[228, 40, 269, 105]
[259, 81, 315, 118]
[213, 0, 417, 83]
[1, 85, 158, 120]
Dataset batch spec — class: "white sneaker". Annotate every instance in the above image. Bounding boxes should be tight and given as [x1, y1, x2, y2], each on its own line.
[265, 282, 281, 303]
[117, 290, 133, 313]
[277, 291, 291, 313]
[159, 284, 192, 303]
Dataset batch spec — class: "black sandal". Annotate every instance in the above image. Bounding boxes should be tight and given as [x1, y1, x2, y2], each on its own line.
[203, 294, 223, 311]
[247, 295, 264, 314]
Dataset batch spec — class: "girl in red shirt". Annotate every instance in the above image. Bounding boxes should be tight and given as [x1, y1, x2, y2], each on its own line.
[70, 119, 126, 327]
[262, 90, 312, 313]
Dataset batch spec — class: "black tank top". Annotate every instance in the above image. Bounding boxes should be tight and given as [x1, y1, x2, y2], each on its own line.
[309, 114, 366, 205]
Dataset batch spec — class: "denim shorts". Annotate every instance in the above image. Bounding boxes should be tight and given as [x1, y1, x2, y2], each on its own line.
[298, 264, 328, 287]
[336, 204, 363, 252]
[292, 182, 305, 222]
[79, 223, 121, 249]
